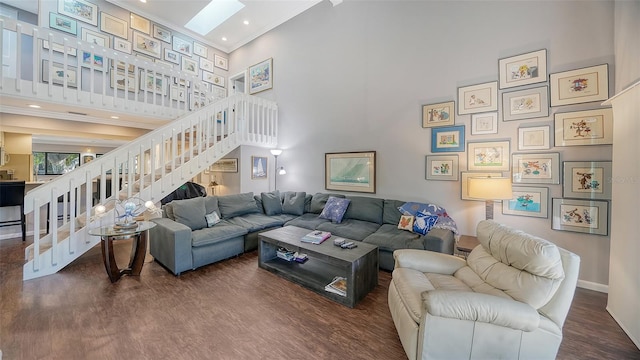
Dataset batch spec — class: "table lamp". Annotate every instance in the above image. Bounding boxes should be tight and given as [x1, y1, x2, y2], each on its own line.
[467, 176, 513, 220]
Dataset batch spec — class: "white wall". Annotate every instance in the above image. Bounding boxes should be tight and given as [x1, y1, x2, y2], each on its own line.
[230, 1, 616, 287]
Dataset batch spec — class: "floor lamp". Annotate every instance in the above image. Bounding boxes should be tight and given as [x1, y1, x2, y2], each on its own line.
[467, 176, 513, 220]
[270, 149, 286, 191]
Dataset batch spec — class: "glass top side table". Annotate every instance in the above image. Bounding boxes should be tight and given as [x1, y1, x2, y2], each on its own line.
[89, 221, 156, 282]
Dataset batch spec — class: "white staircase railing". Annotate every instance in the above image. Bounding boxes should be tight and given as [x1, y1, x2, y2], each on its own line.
[22, 93, 278, 280]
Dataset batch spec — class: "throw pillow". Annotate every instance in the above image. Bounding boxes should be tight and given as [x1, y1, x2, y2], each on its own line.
[205, 211, 221, 227]
[397, 215, 414, 231]
[217, 192, 261, 219]
[172, 197, 207, 231]
[282, 191, 306, 216]
[413, 212, 439, 235]
[398, 202, 445, 216]
[319, 196, 351, 224]
[261, 191, 283, 216]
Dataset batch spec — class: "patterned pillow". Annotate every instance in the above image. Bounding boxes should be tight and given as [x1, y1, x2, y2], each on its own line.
[397, 215, 414, 231]
[205, 211, 221, 227]
[398, 202, 459, 235]
[413, 212, 439, 235]
[319, 196, 351, 224]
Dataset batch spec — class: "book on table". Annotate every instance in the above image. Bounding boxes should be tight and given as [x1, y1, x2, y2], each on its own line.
[301, 230, 331, 244]
[324, 276, 347, 297]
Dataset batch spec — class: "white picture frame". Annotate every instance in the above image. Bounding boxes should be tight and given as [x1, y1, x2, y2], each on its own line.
[113, 38, 132, 54]
[518, 125, 551, 150]
[130, 13, 150, 34]
[58, 0, 98, 26]
[200, 57, 214, 72]
[153, 24, 172, 43]
[173, 36, 192, 57]
[467, 140, 510, 171]
[214, 54, 228, 70]
[100, 12, 128, 39]
[193, 42, 208, 57]
[81, 28, 110, 48]
[470, 112, 498, 135]
[457, 81, 498, 115]
[133, 32, 162, 58]
[181, 57, 198, 76]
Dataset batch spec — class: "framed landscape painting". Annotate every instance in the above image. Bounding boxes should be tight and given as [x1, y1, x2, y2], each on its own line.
[550, 64, 609, 106]
[552, 198, 608, 235]
[425, 155, 459, 181]
[249, 58, 273, 94]
[562, 161, 612, 200]
[58, 0, 98, 26]
[554, 108, 613, 147]
[467, 141, 510, 171]
[211, 158, 238, 173]
[325, 151, 376, 193]
[422, 101, 455, 128]
[431, 125, 465, 153]
[502, 186, 548, 218]
[498, 49, 547, 89]
[457, 81, 498, 115]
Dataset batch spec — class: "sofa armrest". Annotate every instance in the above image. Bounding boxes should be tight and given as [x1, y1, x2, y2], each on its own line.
[423, 228, 455, 254]
[393, 249, 466, 274]
[150, 217, 193, 275]
[423, 290, 540, 331]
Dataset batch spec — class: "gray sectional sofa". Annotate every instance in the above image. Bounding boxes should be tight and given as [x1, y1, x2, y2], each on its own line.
[150, 191, 455, 275]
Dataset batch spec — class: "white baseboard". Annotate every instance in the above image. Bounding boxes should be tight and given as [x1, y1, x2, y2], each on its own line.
[606, 306, 640, 350]
[577, 279, 608, 293]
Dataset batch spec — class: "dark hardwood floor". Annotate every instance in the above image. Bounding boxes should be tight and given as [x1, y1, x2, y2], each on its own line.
[1, 236, 638, 360]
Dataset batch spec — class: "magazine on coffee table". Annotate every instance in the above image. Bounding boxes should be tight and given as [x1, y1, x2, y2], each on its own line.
[324, 276, 347, 297]
[301, 230, 331, 244]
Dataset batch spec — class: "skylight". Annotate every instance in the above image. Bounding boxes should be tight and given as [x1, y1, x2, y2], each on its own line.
[185, 0, 245, 36]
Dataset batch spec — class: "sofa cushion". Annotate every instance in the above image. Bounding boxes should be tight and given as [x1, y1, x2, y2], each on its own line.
[309, 193, 345, 214]
[218, 192, 262, 219]
[344, 196, 384, 224]
[226, 213, 285, 233]
[204, 196, 220, 216]
[171, 197, 207, 231]
[363, 224, 424, 252]
[303, 193, 313, 213]
[398, 215, 414, 231]
[163, 202, 175, 221]
[261, 191, 283, 216]
[191, 221, 248, 247]
[316, 218, 380, 241]
[284, 213, 330, 230]
[282, 191, 306, 216]
[319, 196, 351, 223]
[413, 213, 439, 235]
[383, 199, 405, 225]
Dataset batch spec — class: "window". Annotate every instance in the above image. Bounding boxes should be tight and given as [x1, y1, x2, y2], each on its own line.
[33, 152, 80, 175]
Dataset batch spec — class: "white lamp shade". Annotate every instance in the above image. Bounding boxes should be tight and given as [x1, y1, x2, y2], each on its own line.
[468, 177, 513, 200]
[270, 149, 282, 156]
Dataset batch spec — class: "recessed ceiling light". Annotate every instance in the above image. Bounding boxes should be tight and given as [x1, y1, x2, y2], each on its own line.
[185, 0, 245, 36]
[222, 37, 228, 41]
[28, 104, 41, 108]
[243, 20, 249, 25]
[140, 0, 146, 3]
[110, 116, 120, 119]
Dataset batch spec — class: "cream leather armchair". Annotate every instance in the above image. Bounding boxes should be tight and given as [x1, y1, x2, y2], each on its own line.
[388, 220, 580, 360]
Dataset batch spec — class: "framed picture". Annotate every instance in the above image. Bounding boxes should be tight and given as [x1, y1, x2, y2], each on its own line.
[325, 151, 376, 193]
[173, 36, 192, 57]
[82, 154, 95, 164]
[49, 12, 77, 35]
[431, 125, 465, 153]
[251, 156, 268, 179]
[214, 54, 228, 70]
[502, 86, 549, 121]
[170, 86, 186, 102]
[552, 198, 608, 236]
[181, 57, 198, 76]
[100, 12, 128, 39]
[216, 111, 227, 124]
[113, 38, 132, 54]
[153, 24, 172, 43]
[42, 40, 77, 56]
[554, 108, 613, 147]
[457, 81, 498, 115]
[211, 73, 225, 88]
[563, 161, 612, 200]
[422, 101, 455, 128]
[42, 60, 78, 88]
[512, 152, 560, 184]
[132, 32, 161, 58]
[502, 186, 548, 218]
[193, 42, 208, 57]
[471, 112, 498, 135]
[467, 141, 510, 171]
[461, 172, 502, 201]
[550, 64, 609, 107]
[498, 49, 547, 89]
[81, 28, 110, 48]
[139, 70, 167, 95]
[211, 158, 238, 172]
[249, 58, 273, 94]
[188, 92, 205, 111]
[110, 70, 137, 92]
[110, 59, 135, 73]
[130, 13, 150, 34]
[58, 0, 97, 26]
[82, 51, 104, 68]
[164, 48, 180, 64]
[518, 125, 550, 150]
[425, 155, 459, 181]
[200, 57, 214, 72]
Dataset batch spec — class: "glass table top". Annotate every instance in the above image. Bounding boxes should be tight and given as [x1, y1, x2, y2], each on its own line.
[88, 221, 156, 237]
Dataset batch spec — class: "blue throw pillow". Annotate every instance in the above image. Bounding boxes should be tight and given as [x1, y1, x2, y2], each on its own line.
[319, 196, 351, 224]
[413, 212, 439, 235]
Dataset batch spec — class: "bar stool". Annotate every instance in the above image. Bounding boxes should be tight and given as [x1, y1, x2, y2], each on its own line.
[0, 180, 26, 241]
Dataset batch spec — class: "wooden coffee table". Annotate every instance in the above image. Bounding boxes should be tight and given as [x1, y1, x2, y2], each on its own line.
[258, 226, 378, 308]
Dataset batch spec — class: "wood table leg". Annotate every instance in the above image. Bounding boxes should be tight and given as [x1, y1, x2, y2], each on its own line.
[100, 231, 147, 282]
[101, 236, 121, 283]
[125, 231, 147, 276]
